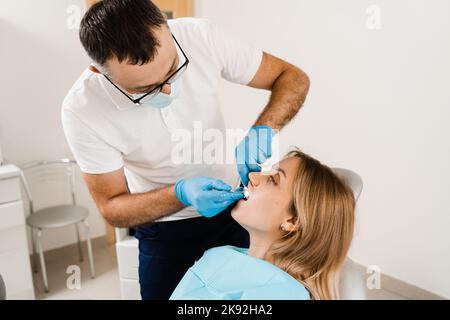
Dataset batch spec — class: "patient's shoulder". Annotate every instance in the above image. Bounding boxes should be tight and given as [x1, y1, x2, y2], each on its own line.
[195, 245, 310, 299]
[205, 245, 246, 252]
[203, 245, 247, 257]
[193, 246, 246, 270]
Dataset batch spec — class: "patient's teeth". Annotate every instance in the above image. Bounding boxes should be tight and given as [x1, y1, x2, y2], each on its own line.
[243, 187, 250, 200]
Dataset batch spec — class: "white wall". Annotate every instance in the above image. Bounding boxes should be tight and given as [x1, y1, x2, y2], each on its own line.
[0, 0, 106, 251]
[197, 0, 450, 298]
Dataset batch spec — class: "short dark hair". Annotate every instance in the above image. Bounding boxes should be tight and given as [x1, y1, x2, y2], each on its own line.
[79, 0, 166, 66]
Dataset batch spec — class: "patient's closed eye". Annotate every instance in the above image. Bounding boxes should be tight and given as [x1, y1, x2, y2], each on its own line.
[269, 174, 279, 185]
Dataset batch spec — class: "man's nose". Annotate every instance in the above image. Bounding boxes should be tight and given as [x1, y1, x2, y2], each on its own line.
[160, 83, 171, 95]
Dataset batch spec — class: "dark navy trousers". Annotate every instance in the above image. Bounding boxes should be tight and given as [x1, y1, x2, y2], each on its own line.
[135, 208, 249, 300]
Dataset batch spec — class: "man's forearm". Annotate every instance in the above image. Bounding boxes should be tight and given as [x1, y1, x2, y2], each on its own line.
[102, 185, 185, 228]
[254, 66, 310, 130]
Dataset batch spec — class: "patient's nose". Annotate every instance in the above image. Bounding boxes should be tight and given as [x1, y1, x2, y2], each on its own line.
[248, 172, 267, 187]
[248, 172, 259, 187]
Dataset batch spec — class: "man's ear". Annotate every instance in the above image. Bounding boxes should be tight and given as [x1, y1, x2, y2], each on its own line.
[88, 64, 101, 74]
[85, 0, 102, 10]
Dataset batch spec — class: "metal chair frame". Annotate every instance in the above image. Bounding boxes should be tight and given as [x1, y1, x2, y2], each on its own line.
[19, 158, 95, 293]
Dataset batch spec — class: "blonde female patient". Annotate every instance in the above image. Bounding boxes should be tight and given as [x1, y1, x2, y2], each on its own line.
[170, 149, 356, 300]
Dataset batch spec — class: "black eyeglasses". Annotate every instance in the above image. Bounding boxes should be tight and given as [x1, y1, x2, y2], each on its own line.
[103, 34, 189, 106]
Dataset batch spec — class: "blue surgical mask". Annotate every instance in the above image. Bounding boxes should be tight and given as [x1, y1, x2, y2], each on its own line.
[132, 76, 183, 109]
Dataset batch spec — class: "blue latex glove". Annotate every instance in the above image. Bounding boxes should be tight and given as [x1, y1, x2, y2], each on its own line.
[174, 177, 244, 218]
[235, 125, 274, 186]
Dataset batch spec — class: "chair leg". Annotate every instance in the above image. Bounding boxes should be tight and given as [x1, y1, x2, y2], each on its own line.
[83, 220, 95, 278]
[75, 223, 83, 262]
[36, 229, 49, 293]
[30, 227, 38, 273]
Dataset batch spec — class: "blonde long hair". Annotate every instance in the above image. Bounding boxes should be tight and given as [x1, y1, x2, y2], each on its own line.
[269, 149, 355, 300]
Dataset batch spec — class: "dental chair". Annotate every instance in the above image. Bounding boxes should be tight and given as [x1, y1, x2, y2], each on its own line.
[332, 168, 367, 300]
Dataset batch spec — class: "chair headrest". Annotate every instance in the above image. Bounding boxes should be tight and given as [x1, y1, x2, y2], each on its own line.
[331, 168, 363, 203]
[0, 273, 6, 300]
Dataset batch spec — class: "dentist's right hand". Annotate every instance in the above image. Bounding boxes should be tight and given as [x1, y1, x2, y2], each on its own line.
[174, 177, 244, 218]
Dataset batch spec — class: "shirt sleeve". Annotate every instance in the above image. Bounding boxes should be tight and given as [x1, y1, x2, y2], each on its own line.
[207, 20, 263, 85]
[61, 108, 124, 174]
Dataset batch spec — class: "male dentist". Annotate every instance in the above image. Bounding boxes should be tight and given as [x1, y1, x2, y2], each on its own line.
[62, 0, 310, 300]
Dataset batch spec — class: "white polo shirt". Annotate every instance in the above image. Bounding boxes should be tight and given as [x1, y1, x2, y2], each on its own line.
[61, 18, 263, 222]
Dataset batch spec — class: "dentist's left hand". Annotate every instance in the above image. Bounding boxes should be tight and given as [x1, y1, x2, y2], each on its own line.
[235, 125, 274, 186]
[174, 177, 244, 218]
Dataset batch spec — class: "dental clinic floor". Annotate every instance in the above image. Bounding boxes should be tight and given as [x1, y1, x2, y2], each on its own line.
[32, 238, 121, 300]
[32, 238, 406, 300]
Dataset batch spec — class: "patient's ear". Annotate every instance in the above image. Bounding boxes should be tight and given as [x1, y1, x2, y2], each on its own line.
[281, 214, 299, 232]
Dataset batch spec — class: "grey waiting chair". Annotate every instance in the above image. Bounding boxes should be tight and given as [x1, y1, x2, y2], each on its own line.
[332, 167, 366, 300]
[19, 159, 95, 293]
[0, 273, 5, 300]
